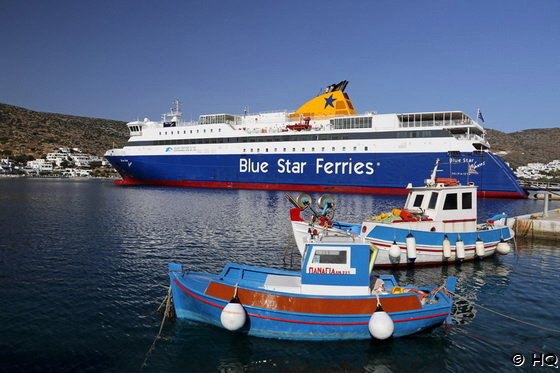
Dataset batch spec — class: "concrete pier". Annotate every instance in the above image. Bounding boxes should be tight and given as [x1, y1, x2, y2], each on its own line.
[507, 208, 560, 240]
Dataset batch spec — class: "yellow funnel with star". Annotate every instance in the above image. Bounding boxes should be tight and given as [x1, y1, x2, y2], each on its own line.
[289, 80, 357, 119]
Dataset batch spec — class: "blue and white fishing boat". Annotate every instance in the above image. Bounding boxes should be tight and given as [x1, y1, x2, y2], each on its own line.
[290, 160, 514, 267]
[168, 242, 456, 341]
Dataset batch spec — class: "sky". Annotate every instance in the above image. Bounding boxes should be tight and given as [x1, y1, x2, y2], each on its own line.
[1, 0, 559, 132]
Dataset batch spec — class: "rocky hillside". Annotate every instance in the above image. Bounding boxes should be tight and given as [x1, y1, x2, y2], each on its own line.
[0, 102, 558, 170]
[486, 128, 560, 169]
[0, 103, 128, 159]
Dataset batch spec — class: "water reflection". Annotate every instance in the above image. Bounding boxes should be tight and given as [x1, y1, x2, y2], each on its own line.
[1, 179, 560, 372]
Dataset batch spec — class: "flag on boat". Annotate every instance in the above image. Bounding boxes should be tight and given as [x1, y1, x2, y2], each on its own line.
[477, 109, 485, 123]
[468, 163, 479, 175]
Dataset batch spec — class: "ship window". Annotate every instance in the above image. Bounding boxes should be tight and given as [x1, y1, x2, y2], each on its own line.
[250, 148, 253, 152]
[353, 146, 357, 151]
[365, 146, 368, 151]
[302, 148, 305, 152]
[190, 130, 192, 134]
[311, 147, 315, 151]
[219, 129, 221, 132]
[462, 192, 473, 209]
[274, 148, 277, 152]
[265, 148, 268, 152]
[159, 132, 161, 135]
[165, 132, 167, 135]
[443, 193, 458, 210]
[428, 192, 439, 209]
[292, 148, 296, 152]
[312, 249, 347, 264]
[413, 194, 425, 208]
[184, 131, 186, 134]
[342, 147, 346, 151]
[321, 147, 325, 151]
[283, 148, 286, 152]
[197, 130, 199, 133]
[204, 129, 206, 133]
[332, 147, 335, 151]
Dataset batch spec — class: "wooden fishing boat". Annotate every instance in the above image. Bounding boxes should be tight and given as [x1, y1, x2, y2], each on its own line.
[290, 160, 514, 267]
[168, 241, 456, 340]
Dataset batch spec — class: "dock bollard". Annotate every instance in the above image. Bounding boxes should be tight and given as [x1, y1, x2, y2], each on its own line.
[543, 192, 550, 218]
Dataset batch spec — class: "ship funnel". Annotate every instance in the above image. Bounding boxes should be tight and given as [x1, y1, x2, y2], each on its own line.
[290, 80, 357, 119]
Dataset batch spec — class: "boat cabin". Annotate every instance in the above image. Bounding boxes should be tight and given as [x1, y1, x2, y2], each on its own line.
[404, 181, 478, 232]
[217, 243, 392, 296]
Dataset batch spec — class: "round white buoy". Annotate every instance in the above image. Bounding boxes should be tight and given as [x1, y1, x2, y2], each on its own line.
[496, 239, 511, 255]
[389, 241, 401, 261]
[368, 304, 394, 340]
[475, 237, 485, 258]
[442, 235, 451, 259]
[220, 295, 246, 331]
[406, 233, 416, 262]
[455, 239, 465, 261]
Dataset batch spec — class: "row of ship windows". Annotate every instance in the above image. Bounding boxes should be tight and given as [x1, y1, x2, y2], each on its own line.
[127, 130, 447, 147]
[159, 128, 222, 136]
[242, 146, 369, 153]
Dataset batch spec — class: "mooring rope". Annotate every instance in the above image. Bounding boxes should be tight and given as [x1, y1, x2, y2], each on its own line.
[141, 285, 175, 371]
[448, 290, 560, 334]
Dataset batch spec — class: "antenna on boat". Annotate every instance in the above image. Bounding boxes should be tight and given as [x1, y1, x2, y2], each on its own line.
[427, 159, 441, 186]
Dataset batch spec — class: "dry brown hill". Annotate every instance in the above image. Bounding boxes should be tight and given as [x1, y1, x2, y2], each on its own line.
[0, 103, 128, 160]
[1, 102, 558, 170]
[486, 128, 560, 169]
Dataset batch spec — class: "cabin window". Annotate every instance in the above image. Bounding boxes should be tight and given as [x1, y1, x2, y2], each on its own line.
[322, 147, 325, 151]
[365, 146, 368, 151]
[462, 192, 473, 209]
[428, 192, 439, 209]
[413, 194, 424, 208]
[312, 250, 347, 264]
[443, 193, 458, 210]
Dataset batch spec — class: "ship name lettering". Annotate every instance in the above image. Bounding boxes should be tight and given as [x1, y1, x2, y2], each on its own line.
[239, 158, 269, 173]
[277, 159, 307, 174]
[315, 158, 374, 175]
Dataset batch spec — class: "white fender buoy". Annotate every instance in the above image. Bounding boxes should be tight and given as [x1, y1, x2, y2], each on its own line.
[475, 237, 485, 258]
[220, 292, 246, 331]
[455, 239, 465, 261]
[406, 233, 416, 262]
[389, 240, 401, 262]
[368, 304, 394, 340]
[496, 239, 511, 255]
[442, 235, 451, 259]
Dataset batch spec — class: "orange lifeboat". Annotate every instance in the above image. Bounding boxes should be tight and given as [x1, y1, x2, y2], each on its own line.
[435, 178, 459, 186]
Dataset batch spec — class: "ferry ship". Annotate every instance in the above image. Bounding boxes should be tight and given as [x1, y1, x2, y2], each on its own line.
[104, 81, 525, 198]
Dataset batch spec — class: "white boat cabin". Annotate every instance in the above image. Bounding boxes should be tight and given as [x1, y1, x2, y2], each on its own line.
[403, 181, 478, 232]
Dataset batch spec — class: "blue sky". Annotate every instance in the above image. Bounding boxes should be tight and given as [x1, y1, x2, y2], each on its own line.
[1, 0, 558, 132]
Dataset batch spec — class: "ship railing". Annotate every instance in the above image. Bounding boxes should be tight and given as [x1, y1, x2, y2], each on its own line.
[453, 133, 486, 142]
[399, 119, 478, 128]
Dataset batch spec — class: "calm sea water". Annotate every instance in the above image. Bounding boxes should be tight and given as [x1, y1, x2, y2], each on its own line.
[0, 178, 559, 372]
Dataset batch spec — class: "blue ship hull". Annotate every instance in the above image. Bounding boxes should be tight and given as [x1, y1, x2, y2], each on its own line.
[107, 151, 525, 197]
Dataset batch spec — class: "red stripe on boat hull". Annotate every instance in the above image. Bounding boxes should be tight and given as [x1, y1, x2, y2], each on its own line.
[115, 178, 525, 199]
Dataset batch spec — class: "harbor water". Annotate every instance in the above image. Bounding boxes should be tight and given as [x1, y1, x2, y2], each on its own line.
[1, 178, 559, 372]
